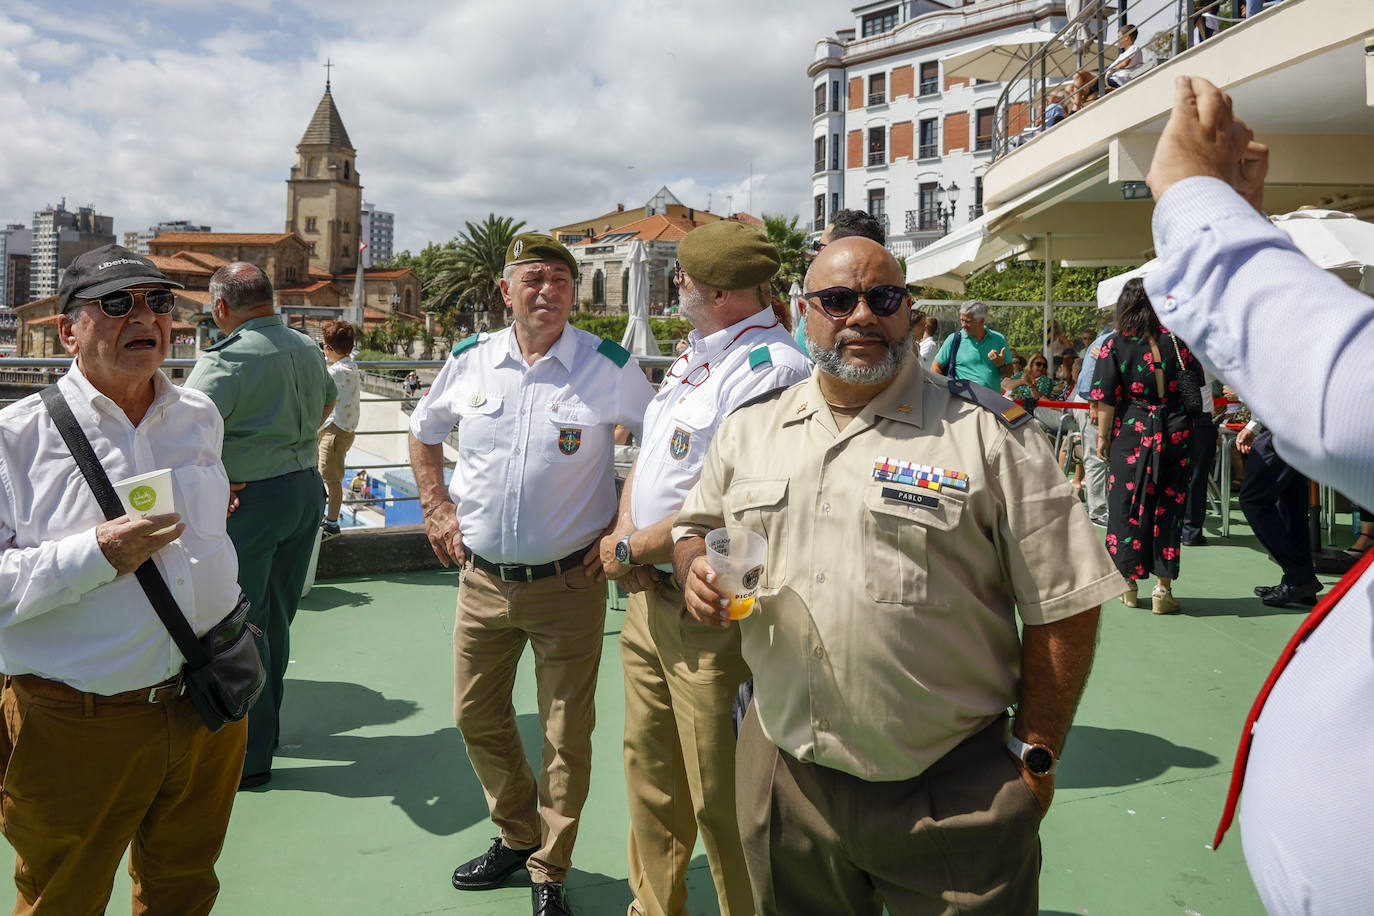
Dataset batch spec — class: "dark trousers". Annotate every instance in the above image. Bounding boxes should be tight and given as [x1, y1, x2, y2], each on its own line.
[1181, 416, 1219, 542]
[228, 468, 324, 777]
[736, 707, 1041, 915]
[1239, 431, 1316, 587]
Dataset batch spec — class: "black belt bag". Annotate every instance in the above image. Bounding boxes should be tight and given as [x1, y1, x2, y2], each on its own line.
[40, 386, 266, 732]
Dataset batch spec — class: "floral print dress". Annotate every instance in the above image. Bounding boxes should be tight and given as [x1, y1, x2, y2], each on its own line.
[1089, 332, 1201, 580]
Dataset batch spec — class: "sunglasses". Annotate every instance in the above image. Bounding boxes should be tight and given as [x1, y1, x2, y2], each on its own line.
[803, 285, 908, 319]
[75, 288, 176, 319]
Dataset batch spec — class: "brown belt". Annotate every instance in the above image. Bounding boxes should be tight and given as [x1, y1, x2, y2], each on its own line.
[8, 672, 186, 713]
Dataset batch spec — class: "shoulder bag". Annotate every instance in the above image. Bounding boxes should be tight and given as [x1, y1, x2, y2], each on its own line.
[40, 385, 265, 732]
[1170, 334, 1206, 418]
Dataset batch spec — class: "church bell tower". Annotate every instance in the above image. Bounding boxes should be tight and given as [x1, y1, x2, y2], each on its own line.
[286, 74, 362, 276]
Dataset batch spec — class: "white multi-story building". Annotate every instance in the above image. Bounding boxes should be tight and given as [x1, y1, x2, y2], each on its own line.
[30, 201, 115, 300]
[0, 224, 30, 310]
[360, 202, 394, 267]
[809, 0, 1067, 259]
[123, 221, 211, 255]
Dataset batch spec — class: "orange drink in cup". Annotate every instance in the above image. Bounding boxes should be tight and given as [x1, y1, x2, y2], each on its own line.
[704, 527, 766, 621]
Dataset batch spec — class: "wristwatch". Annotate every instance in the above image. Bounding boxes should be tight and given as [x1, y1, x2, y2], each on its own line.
[614, 534, 634, 566]
[1007, 733, 1058, 776]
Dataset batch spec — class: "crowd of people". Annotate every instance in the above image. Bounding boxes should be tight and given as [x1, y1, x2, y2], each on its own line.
[0, 74, 1366, 916]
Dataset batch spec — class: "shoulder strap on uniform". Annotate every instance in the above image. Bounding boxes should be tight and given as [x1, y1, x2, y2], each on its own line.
[450, 333, 480, 358]
[946, 378, 1032, 429]
[596, 337, 631, 368]
[729, 384, 789, 417]
[748, 345, 773, 370]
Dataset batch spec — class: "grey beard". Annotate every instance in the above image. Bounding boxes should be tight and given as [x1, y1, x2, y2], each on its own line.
[811, 327, 913, 386]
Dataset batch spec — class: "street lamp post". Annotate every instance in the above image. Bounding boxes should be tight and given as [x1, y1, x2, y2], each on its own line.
[936, 181, 961, 234]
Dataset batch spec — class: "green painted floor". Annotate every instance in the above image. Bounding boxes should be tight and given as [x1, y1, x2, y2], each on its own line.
[6, 514, 1357, 914]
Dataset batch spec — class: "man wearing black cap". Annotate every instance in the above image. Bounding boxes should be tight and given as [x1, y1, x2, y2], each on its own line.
[409, 233, 654, 916]
[0, 245, 247, 913]
[600, 219, 809, 916]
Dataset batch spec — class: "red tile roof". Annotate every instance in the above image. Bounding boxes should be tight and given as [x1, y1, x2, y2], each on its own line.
[572, 213, 703, 246]
[146, 254, 212, 275]
[279, 280, 335, 293]
[177, 251, 229, 270]
[362, 268, 415, 279]
[152, 232, 297, 246]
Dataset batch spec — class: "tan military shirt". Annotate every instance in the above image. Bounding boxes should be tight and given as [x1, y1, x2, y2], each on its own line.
[674, 359, 1123, 781]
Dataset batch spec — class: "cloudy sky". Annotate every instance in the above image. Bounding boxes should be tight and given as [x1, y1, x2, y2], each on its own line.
[0, 0, 853, 256]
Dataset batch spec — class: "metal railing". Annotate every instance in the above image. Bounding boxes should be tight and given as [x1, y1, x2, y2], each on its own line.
[990, 0, 1251, 159]
[918, 142, 939, 159]
[868, 150, 887, 166]
[919, 78, 939, 96]
[813, 158, 826, 174]
[969, 203, 985, 219]
[868, 92, 887, 106]
[815, 99, 826, 115]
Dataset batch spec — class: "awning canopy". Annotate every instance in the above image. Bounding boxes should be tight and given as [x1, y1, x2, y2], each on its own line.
[941, 27, 1117, 82]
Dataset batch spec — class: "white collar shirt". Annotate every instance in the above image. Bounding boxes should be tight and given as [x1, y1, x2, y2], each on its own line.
[0, 364, 240, 694]
[630, 311, 810, 566]
[323, 355, 362, 432]
[410, 325, 655, 564]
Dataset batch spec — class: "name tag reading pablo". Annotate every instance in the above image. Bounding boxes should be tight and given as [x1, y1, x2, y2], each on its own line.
[881, 486, 939, 509]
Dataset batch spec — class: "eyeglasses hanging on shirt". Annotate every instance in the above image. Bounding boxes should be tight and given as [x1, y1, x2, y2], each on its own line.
[665, 318, 780, 388]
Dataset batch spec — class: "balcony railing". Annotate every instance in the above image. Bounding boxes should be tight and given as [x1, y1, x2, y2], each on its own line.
[918, 143, 939, 159]
[868, 150, 887, 166]
[904, 210, 945, 233]
[919, 79, 939, 96]
[969, 204, 985, 219]
[815, 100, 826, 115]
[868, 92, 886, 106]
[975, 135, 993, 151]
[814, 159, 826, 174]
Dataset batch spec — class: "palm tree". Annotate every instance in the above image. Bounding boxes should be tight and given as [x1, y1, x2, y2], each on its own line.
[762, 214, 809, 297]
[427, 214, 527, 317]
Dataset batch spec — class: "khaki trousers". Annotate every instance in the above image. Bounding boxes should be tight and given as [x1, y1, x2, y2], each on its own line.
[453, 562, 606, 884]
[621, 581, 754, 916]
[0, 675, 246, 916]
[736, 707, 1042, 916]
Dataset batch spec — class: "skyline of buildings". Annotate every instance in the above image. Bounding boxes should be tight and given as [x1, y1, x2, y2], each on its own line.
[123, 221, 213, 255]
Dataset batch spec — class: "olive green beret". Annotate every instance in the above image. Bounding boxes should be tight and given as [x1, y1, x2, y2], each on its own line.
[677, 221, 779, 291]
[505, 233, 578, 278]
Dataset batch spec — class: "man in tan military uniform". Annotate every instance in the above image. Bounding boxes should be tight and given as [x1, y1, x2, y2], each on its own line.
[672, 238, 1123, 915]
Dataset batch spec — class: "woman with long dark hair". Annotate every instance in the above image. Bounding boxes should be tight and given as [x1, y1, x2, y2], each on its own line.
[1090, 278, 1203, 613]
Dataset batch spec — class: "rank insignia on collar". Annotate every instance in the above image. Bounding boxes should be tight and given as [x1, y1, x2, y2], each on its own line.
[558, 427, 582, 456]
[897, 404, 912, 413]
[467, 393, 486, 408]
[670, 426, 690, 460]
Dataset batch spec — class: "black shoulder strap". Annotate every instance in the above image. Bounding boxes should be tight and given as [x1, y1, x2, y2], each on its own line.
[947, 331, 962, 374]
[39, 385, 211, 670]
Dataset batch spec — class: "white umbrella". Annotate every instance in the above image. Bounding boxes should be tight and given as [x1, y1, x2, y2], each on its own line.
[942, 27, 1117, 83]
[1096, 209, 1374, 308]
[619, 240, 659, 357]
[788, 281, 804, 336]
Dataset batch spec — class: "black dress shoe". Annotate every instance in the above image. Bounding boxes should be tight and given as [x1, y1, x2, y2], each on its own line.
[1253, 583, 1280, 598]
[532, 881, 573, 916]
[452, 837, 535, 890]
[1260, 582, 1321, 608]
[1182, 534, 1208, 547]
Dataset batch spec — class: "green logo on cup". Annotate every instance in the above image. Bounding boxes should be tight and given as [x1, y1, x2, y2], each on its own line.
[129, 485, 157, 512]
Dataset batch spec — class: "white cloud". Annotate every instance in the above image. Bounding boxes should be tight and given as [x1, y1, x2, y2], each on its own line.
[0, 0, 851, 253]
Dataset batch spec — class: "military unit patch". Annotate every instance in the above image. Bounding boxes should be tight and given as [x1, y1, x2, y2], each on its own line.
[669, 427, 691, 460]
[872, 456, 969, 492]
[558, 427, 582, 455]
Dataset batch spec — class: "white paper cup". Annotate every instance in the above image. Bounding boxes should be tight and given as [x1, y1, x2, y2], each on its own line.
[705, 526, 766, 620]
[112, 468, 176, 532]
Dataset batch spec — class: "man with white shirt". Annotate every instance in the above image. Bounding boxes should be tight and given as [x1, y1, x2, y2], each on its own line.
[600, 220, 810, 916]
[1145, 75, 1374, 915]
[410, 233, 654, 916]
[0, 245, 245, 914]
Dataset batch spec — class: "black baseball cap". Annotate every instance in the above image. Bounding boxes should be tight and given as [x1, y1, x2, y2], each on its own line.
[58, 244, 184, 313]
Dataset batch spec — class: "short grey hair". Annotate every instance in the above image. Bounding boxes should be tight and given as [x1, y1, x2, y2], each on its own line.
[959, 299, 988, 319]
[209, 262, 273, 312]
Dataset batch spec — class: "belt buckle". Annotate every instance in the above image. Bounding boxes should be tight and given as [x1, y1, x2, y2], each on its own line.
[148, 674, 185, 704]
[497, 564, 531, 583]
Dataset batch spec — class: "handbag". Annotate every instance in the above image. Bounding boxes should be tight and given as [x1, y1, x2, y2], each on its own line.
[1170, 334, 1206, 419]
[40, 385, 265, 732]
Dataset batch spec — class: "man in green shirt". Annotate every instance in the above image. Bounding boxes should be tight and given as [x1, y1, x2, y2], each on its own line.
[930, 299, 1014, 391]
[185, 262, 336, 789]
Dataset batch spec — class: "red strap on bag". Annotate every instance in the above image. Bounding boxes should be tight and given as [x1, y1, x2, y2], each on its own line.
[1212, 548, 1374, 849]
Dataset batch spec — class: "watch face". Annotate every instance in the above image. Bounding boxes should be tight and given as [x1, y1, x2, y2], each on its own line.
[615, 540, 629, 564]
[1025, 746, 1054, 775]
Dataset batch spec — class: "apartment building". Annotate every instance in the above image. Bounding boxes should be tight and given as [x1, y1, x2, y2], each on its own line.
[360, 203, 394, 267]
[123, 220, 212, 255]
[809, 0, 1066, 259]
[0, 224, 30, 310]
[30, 201, 115, 300]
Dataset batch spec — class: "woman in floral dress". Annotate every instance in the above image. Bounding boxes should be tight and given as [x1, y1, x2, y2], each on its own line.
[1090, 279, 1202, 614]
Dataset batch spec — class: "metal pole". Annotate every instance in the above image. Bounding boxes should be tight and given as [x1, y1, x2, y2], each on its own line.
[1043, 233, 1054, 363]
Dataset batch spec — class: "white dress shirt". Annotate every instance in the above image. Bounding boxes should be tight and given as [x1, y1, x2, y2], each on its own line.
[410, 325, 654, 565]
[323, 355, 362, 432]
[630, 310, 810, 568]
[1147, 176, 1374, 916]
[0, 365, 240, 694]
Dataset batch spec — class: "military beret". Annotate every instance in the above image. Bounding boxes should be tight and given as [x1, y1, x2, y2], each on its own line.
[506, 233, 578, 279]
[677, 220, 780, 291]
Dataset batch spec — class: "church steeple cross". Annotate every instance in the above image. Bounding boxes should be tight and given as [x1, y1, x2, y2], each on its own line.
[324, 58, 333, 91]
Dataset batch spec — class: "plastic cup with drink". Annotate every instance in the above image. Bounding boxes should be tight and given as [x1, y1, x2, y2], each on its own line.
[704, 526, 766, 621]
[111, 468, 177, 535]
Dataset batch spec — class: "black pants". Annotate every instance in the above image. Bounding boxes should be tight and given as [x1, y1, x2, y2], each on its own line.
[1238, 431, 1316, 587]
[1181, 416, 1219, 542]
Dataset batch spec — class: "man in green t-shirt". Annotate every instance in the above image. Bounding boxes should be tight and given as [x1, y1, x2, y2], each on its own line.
[185, 262, 336, 789]
[930, 300, 1014, 391]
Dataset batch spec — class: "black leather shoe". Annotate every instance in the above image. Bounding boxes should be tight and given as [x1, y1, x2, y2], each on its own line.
[452, 837, 535, 890]
[533, 881, 573, 916]
[1182, 534, 1208, 547]
[1253, 583, 1281, 598]
[1260, 582, 1321, 608]
[238, 771, 271, 791]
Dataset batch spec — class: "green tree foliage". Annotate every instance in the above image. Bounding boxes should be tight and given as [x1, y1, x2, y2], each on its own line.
[761, 214, 810, 297]
[427, 214, 526, 319]
[568, 314, 692, 350]
[961, 260, 1128, 354]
